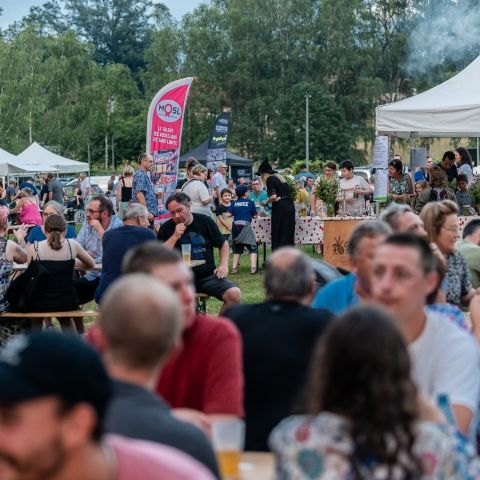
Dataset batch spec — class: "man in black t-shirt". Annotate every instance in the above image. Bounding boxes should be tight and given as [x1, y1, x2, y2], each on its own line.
[438, 150, 458, 183]
[158, 192, 240, 314]
[224, 248, 334, 451]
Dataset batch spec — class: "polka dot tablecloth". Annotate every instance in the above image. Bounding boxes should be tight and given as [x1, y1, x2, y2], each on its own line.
[252, 216, 378, 245]
[459, 216, 480, 233]
[252, 216, 477, 246]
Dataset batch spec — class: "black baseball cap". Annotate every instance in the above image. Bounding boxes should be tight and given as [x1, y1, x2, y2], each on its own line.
[0, 332, 112, 420]
[235, 185, 249, 197]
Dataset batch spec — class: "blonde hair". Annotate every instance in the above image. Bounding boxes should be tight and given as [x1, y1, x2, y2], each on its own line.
[0, 206, 8, 232]
[191, 164, 207, 176]
[123, 165, 134, 176]
[44, 214, 66, 250]
[419, 200, 458, 243]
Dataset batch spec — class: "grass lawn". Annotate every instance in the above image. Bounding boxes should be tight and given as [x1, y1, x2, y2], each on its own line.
[81, 245, 320, 323]
[206, 245, 319, 315]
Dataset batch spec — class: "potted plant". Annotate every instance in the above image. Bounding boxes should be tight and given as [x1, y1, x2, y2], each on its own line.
[314, 175, 339, 217]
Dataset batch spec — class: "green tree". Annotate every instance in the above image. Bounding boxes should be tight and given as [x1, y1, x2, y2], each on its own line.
[65, 0, 155, 75]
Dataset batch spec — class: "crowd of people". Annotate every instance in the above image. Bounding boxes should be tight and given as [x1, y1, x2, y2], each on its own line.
[1, 150, 480, 479]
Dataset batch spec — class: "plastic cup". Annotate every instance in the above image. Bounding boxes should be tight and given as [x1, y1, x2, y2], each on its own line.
[211, 419, 245, 479]
[181, 244, 191, 265]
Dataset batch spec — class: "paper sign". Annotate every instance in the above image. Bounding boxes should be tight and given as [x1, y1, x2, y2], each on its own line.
[374, 169, 388, 202]
[372, 136, 389, 169]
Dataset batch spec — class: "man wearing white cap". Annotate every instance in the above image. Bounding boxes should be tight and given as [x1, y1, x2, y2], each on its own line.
[211, 163, 228, 198]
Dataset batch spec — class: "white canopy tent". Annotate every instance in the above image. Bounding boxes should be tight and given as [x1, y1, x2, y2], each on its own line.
[376, 56, 480, 138]
[0, 148, 28, 176]
[16, 142, 89, 174]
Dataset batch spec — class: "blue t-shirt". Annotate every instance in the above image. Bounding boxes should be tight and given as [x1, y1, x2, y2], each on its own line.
[95, 225, 156, 303]
[312, 273, 358, 315]
[228, 198, 257, 222]
[27, 224, 76, 243]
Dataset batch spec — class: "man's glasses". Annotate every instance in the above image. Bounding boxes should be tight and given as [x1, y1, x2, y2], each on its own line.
[86, 209, 103, 214]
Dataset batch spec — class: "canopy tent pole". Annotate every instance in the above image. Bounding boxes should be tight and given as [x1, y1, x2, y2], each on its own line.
[477, 137, 479, 168]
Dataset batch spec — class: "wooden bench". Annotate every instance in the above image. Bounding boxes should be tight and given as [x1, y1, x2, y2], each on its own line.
[195, 294, 210, 314]
[0, 310, 99, 319]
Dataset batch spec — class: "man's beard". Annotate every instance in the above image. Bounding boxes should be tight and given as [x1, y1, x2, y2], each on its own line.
[0, 436, 67, 480]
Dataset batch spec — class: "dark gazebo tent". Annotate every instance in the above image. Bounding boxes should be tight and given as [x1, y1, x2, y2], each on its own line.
[180, 141, 254, 180]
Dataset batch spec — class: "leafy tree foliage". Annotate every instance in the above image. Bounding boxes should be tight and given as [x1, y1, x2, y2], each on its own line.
[0, 0, 478, 170]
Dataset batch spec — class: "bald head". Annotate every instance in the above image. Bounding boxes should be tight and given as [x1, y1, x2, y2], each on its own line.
[100, 274, 181, 370]
[264, 247, 315, 301]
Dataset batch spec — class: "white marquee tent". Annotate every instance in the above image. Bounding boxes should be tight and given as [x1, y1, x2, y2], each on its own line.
[376, 56, 480, 138]
[0, 148, 27, 176]
[16, 142, 89, 174]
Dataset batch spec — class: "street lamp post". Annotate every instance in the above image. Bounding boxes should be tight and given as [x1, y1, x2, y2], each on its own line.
[305, 94, 311, 172]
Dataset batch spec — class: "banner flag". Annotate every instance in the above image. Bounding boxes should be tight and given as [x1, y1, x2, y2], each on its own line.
[206, 112, 231, 171]
[146, 77, 194, 217]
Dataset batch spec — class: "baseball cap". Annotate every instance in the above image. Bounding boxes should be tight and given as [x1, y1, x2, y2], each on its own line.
[235, 184, 249, 197]
[216, 163, 227, 168]
[0, 332, 112, 419]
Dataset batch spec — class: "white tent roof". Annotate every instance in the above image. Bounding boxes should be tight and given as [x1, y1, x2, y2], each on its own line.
[0, 148, 30, 176]
[376, 56, 480, 138]
[16, 142, 89, 174]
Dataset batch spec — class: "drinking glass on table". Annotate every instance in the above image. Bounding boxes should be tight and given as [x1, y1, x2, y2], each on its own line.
[181, 244, 191, 265]
[211, 419, 245, 479]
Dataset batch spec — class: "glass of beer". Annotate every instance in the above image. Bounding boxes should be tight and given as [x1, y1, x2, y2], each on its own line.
[181, 244, 191, 265]
[156, 185, 164, 199]
[211, 419, 245, 479]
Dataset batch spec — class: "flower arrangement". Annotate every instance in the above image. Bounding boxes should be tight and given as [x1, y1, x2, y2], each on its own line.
[283, 175, 298, 201]
[314, 175, 339, 216]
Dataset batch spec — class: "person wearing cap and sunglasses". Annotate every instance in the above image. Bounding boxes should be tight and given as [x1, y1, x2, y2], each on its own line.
[211, 163, 228, 199]
[0, 329, 215, 480]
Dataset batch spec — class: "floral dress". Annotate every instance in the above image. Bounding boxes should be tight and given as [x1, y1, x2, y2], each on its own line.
[269, 412, 479, 479]
[389, 173, 411, 203]
[444, 250, 473, 306]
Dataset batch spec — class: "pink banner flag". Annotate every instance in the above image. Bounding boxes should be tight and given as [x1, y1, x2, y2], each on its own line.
[146, 77, 194, 218]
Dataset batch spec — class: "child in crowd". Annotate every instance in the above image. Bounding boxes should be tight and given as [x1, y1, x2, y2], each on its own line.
[215, 188, 233, 242]
[228, 185, 258, 274]
[456, 173, 476, 214]
[412, 180, 427, 212]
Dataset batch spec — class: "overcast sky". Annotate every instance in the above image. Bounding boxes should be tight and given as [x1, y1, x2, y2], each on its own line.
[0, 0, 203, 29]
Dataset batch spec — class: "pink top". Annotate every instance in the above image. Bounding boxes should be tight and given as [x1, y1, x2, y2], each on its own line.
[19, 203, 42, 225]
[106, 434, 215, 480]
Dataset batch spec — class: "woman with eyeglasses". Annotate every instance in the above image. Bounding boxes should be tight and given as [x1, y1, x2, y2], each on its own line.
[387, 158, 413, 204]
[420, 200, 479, 306]
[26, 201, 76, 244]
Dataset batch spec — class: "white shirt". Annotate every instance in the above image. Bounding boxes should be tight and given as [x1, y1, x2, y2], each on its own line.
[181, 179, 212, 218]
[211, 171, 227, 191]
[409, 310, 480, 436]
[338, 175, 370, 214]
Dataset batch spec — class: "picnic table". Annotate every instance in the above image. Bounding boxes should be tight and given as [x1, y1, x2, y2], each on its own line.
[12, 263, 103, 272]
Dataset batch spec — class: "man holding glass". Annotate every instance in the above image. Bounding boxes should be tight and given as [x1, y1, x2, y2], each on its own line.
[158, 192, 240, 314]
[337, 160, 372, 216]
